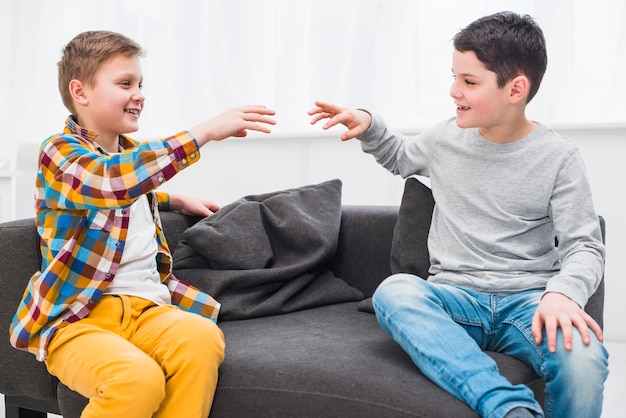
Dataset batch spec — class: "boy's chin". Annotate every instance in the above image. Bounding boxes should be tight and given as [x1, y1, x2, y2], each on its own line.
[454, 117, 477, 130]
[123, 124, 140, 134]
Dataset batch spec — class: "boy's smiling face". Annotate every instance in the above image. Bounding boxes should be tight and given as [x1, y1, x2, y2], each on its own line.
[450, 49, 512, 134]
[74, 54, 145, 146]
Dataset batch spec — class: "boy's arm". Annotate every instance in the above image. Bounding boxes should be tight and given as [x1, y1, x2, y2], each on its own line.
[532, 150, 605, 352]
[39, 132, 201, 210]
[40, 105, 276, 211]
[308, 100, 435, 179]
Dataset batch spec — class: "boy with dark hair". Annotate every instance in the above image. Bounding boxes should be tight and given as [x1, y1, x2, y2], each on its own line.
[10, 30, 276, 417]
[309, 11, 608, 418]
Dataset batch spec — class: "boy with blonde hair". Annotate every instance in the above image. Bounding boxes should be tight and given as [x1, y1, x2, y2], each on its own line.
[309, 11, 608, 418]
[10, 30, 276, 417]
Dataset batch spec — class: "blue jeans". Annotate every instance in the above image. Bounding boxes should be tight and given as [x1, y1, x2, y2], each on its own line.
[372, 274, 609, 418]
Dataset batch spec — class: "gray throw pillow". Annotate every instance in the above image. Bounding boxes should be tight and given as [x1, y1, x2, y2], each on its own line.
[173, 179, 365, 320]
[390, 177, 435, 278]
[359, 177, 435, 314]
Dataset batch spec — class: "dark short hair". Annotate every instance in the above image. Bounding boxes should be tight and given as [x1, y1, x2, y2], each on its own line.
[453, 11, 547, 103]
[57, 31, 145, 114]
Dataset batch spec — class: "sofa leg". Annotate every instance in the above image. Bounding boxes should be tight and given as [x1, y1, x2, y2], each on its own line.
[5, 405, 48, 418]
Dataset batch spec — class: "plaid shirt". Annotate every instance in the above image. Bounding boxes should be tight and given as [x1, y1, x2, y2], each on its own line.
[10, 116, 221, 361]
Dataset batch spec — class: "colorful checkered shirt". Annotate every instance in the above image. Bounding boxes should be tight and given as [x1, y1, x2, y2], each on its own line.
[9, 116, 221, 361]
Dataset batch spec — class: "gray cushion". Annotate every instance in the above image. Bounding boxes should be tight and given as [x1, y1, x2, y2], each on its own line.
[173, 179, 364, 320]
[358, 178, 435, 313]
[390, 177, 434, 278]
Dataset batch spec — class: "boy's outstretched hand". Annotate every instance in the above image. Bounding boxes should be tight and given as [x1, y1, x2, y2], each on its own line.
[531, 291, 603, 353]
[308, 101, 372, 141]
[190, 105, 276, 146]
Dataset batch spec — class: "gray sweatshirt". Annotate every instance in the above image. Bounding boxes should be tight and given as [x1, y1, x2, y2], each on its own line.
[360, 115, 605, 308]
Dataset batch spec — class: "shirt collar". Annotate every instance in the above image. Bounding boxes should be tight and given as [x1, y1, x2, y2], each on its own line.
[65, 115, 100, 143]
[64, 115, 137, 152]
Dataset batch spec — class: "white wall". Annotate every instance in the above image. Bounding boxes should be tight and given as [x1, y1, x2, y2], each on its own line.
[1, 0, 625, 341]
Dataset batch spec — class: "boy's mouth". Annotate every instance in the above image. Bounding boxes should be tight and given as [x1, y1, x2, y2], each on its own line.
[125, 108, 140, 115]
[457, 105, 470, 111]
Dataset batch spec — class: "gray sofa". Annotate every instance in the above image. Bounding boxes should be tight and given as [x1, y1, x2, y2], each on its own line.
[0, 179, 605, 418]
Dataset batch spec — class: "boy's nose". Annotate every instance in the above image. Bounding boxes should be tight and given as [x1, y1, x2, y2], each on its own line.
[133, 90, 145, 103]
[449, 82, 461, 99]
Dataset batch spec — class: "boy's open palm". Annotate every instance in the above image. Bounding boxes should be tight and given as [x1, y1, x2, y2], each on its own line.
[308, 101, 372, 141]
[531, 291, 603, 353]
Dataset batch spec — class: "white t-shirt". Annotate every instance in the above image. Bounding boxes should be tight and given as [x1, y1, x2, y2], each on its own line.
[104, 195, 171, 305]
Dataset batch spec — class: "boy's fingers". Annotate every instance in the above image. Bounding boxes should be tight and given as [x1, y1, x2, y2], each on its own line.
[559, 320, 574, 351]
[544, 317, 558, 353]
[531, 311, 543, 344]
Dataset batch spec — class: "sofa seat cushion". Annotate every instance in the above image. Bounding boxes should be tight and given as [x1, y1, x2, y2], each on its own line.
[56, 302, 544, 418]
[212, 302, 544, 417]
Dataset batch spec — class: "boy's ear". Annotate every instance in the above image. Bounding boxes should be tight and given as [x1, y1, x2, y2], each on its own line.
[509, 75, 530, 104]
[69, 79, 88, 107]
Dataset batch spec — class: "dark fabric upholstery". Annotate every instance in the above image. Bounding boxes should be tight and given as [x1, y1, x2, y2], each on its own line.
[0, 218, 59, 400]
[330, 205, 398, 297]
[212, 303, 544, 418]
[58, 302, 544, 418]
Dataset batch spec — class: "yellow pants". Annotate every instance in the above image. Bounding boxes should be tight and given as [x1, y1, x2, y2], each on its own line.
[45, 295, 225, 418]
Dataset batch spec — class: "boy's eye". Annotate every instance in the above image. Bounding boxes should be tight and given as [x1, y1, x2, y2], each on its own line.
[120, 81, 131, 87]
[138, 83, 143, 90]
[465, 79, 476, 86]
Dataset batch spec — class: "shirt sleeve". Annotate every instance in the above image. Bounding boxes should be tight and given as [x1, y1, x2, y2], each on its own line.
[546, 149, 605, 307]
[38, 131, 200, 210]
[156, 192, 171, 211]
[358, 113, 442, 178]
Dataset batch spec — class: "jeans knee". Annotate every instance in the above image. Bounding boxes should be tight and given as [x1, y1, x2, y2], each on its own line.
[373, 274, 428, 321]
[374, 273, 425, 302]
[543, 333, 608, 409]
[541, 336, 608, 417]
[548, 333, 608, 382]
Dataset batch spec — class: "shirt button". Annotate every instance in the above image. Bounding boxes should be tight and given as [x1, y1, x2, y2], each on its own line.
[105, 273, 112, 279]
[190, 153, 197, 159]
[157, 175, 164, 183]
[115, 242, 121, 248]
[181, 158, 188, 165]
[121, 209, 127, 214]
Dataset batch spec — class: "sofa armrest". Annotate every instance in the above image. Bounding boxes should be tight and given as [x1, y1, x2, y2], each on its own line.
[0, 218, 58, 400]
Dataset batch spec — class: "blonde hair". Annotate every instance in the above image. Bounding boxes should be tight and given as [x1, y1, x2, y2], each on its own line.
[57, 31, 145, 114]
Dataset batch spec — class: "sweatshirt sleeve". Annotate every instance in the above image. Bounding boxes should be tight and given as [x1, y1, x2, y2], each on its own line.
[358, 113, 440, 178]
[545, 149, 605, 308]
